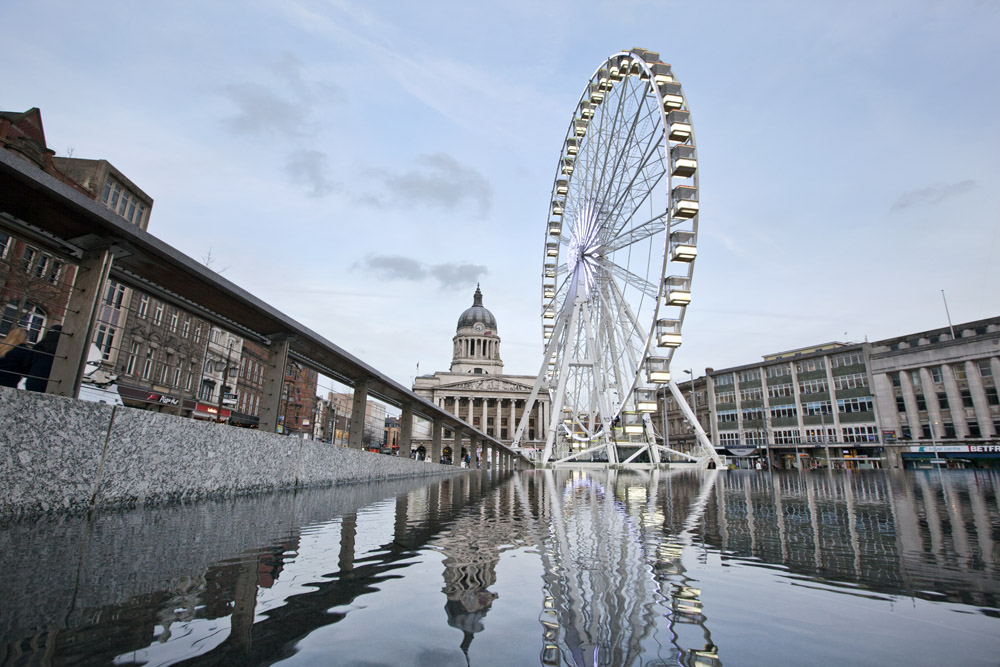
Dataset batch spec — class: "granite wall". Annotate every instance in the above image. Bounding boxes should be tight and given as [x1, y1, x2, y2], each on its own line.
[0, 386, 463, 517]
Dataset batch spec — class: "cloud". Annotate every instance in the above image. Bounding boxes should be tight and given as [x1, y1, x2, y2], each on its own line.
[285, 150, 336, 197]
[890, 179, 976, 213]
[354, 254, 487, 289]
[221, 51, 345, 139]
[360, 153, 493, 218]
[222, 83, 306, 137]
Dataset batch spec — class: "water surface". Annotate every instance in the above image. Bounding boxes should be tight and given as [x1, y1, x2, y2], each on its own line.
[2, 469, 998, 666]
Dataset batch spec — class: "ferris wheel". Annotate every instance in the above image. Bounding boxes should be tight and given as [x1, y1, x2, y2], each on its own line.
[513, 48, 721, 467]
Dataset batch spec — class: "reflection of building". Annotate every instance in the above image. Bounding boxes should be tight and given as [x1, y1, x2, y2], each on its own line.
[413, 285, 550, 457]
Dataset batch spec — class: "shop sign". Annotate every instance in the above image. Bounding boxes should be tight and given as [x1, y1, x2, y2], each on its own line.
[910, 445, 968, 453]
[196, 403, 231, 418]
[970, 445, 1000, 453]
[727, 447, 756, 457]
[146, 392, 179, 406]
[882, 430, 897, 443]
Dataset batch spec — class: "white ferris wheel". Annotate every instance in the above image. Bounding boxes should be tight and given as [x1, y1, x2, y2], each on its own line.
[513, 48, 722, 468]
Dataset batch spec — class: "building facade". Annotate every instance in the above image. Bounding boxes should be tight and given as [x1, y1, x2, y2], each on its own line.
[868, 317, 1000, 468]
[412, 286, 550, 459]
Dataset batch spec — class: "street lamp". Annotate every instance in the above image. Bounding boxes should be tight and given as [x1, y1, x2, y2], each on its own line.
[931, 419, 941, 464]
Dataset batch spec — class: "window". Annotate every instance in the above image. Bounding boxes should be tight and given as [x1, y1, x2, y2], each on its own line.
[842, 426, 880, 443]
[930, 366, 943, 383]
[909, 370, 921, 386]
[770, 404, 797, 419]
[915, 394, 927, 411]
[768, 383, 794, 398]
[833, 373, 868, 391]
[766, 364, 790, 378]
[93, 324, 116, 361]
[741, 407, 764, 422]
[891, 373, 901, 387]
[717, 409, 738, 423]
[895, 396, 907, 412]
[0, 231, 9, 258]
[182, 318, 190, 338]
[773, 429, 800, 444]
[101, 177, 146, 225]
[738, 369, 760, 383]
[739, 387, 763, 401]
[103, 280, 125, 308]
[953, 364, 967, 380]
[978, 360, 993, 377]
[141, 349, 153, 380]
[985, 387, 999, 406]
[837, 396, 874, 413]
[804, 401, 832, 416]
[153, 303, 163, 326]
[169, 311, 178, 333]
[125, 342, 138, 375]
[795, 358, 826, 373]
[716, 390, 735, 404]
[137, 295, 149, 318]
[961, 390, 973, 408]
[830, 351, 864, 368]
[936, 392, 949, 410]
[719, 433, 741, 446]
[20, 246, 35, 271]
[804, 428, 836, 443]
[193, 325, 202, 344]
[799, 378, 828, 395]
[47, 261, 62, 284]
[714, 374, 734, 386]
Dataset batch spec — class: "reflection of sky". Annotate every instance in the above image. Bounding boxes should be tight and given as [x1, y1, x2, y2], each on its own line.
[7, 471, 999, 665]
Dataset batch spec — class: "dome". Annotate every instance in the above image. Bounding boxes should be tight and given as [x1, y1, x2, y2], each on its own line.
[457, 285, 497, 332]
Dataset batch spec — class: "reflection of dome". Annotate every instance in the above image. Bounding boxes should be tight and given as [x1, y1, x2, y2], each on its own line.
[457, 285, 497, 332]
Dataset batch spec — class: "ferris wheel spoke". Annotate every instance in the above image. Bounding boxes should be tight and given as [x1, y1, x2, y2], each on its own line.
[603, 210, 668, 254]
[604, 135, 666, 244]
[596, 257, 660, 301]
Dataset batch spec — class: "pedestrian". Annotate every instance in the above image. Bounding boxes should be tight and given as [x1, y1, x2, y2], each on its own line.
[0, 328, 32, 388]
[26, 325, 61, 392]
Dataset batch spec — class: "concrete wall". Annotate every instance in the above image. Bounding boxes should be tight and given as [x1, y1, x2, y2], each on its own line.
[0, 387, 463, 517]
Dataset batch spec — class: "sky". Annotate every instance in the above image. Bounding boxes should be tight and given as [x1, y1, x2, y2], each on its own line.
[3, 0, 999, 401]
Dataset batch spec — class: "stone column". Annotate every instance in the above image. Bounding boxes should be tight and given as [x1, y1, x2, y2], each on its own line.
[453, 427, 464, 466]
[47, 247, 114, 397]
[399, 403, 413, 458]
[941, 364, 968, 437]
[919, 368, 945, 438]
[348, 379, 369, 449]
[432, 419, 443, 463]
[899, 370, 922, 439]
[259, 335, 291, 433]
[966, 360, 993, 436]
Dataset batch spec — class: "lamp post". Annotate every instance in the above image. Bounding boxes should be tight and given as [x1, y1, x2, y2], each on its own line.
[215, 340, 234, 424]
[931, 419, 941, 464]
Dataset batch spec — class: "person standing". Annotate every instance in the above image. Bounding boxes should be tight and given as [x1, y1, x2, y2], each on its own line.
[26, 325, 62, 392]
[0, 328, 32, 388]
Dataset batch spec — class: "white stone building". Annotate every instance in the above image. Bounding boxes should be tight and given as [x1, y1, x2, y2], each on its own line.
[412, 286, 549, 459]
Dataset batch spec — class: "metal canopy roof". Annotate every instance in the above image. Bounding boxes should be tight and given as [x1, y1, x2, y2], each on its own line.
[0, 150, 518, 454]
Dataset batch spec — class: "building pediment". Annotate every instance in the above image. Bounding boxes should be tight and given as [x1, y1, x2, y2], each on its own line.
[440, 377, 536, 393]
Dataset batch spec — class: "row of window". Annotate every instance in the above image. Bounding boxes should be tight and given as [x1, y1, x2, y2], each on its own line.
[718, 425, 880, 445]
[897, 386, 999, 412]
[101, 177, 147, 227]
[891, 360, 994, 388]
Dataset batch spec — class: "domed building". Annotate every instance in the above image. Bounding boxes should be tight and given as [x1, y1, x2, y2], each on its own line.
[413, 286, 550, 456]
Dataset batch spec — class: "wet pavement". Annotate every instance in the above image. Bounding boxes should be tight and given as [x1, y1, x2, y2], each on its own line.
[2, 469, 998, 666]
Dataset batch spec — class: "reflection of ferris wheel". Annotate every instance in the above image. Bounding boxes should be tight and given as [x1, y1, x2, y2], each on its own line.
[513, 48, 721, 468]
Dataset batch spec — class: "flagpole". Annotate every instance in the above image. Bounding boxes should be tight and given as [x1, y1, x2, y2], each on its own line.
[941, 290, 956, 339]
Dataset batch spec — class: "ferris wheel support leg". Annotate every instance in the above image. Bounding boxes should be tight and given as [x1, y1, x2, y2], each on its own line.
[667, 379, 723, 469]
[511, 306, 570, 456]
[541, 300, 584, 463]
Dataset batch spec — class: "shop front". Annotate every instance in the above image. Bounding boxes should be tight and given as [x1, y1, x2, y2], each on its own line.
[193, 402, 231, 423]
[118, 385, 190, 414]
[902, 443, 1000, 469]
